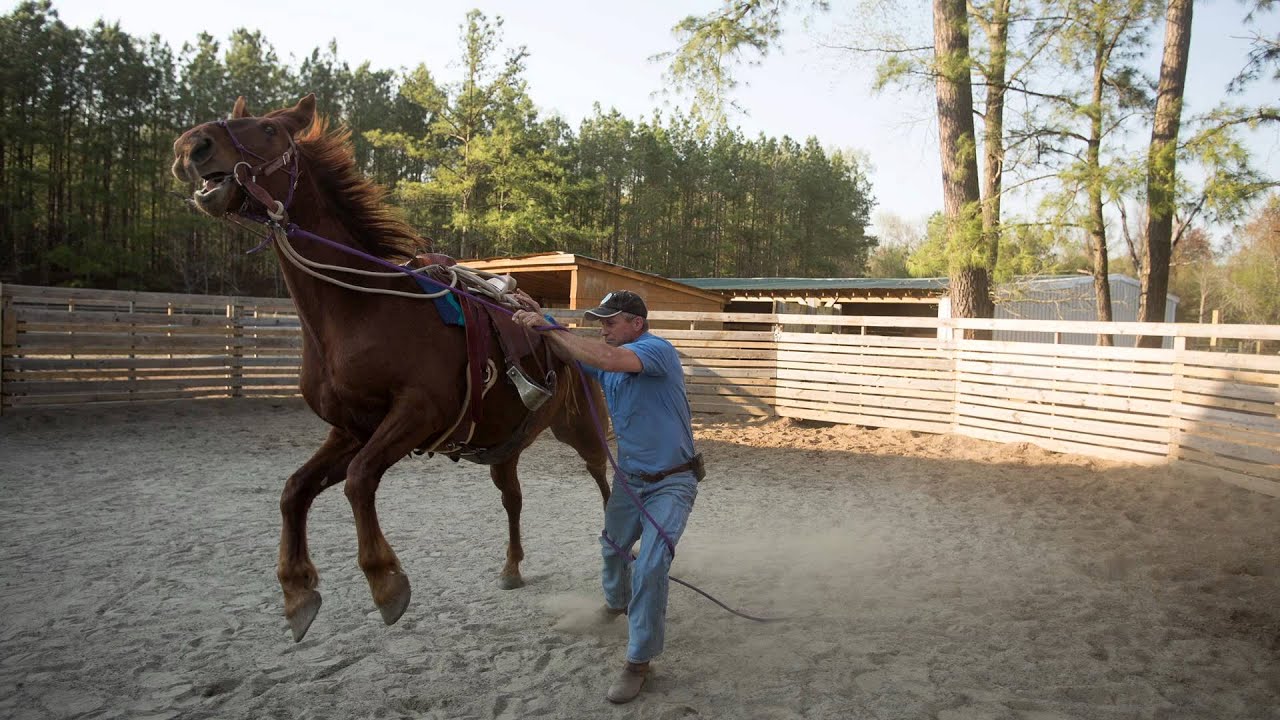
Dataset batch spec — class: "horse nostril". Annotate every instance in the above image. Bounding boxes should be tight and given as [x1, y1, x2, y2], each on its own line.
[190, 136, 214, 164]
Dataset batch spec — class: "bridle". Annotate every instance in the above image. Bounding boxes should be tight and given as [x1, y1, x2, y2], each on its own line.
[215, 118, 300, 223]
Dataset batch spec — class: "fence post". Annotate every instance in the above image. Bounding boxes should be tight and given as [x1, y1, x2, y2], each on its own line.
[227, 301, 244, 398]
[67, 296, 76, 361]
[0, 283, 8, 415]
[949, 319, 960, 435]
[1168, 334, 1187, 462]
[128, 299, 137, 400]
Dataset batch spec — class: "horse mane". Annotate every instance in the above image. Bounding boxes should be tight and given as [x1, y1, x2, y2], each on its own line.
[282, 112, 426, 261]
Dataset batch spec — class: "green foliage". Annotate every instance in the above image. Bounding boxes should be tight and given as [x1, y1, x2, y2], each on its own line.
[557, 109, 876, 277]
[993, 223, 1090, 280]
[909, 213, 1087, 281]
[908, 206, 1002, 278]
[1179, 108, 1279, 228]
[1230, 0, 1280, 91]
[1029, 0, 1162, 270]
[1223, 194, 1280, 324]
[906, 213, 949, 277]
[866, 244, 912, 277]
[0, 1, 875, 292]
[224, 29, 289, 109]
[865, 213, 923, 278]
[657, 1, 829, 134]
[872, 54, 918, 92]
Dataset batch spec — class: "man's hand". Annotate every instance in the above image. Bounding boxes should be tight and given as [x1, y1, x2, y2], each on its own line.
[512, 289, 542, 313]
[511, 290, 549, 330]
[512, 309, 545, 330]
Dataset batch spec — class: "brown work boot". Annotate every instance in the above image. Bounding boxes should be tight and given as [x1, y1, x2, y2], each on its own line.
[606, 661, 650, 704]
[599, 604, 626, 623]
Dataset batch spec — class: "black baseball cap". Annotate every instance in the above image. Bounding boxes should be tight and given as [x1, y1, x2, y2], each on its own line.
[584, 290, 648, 319]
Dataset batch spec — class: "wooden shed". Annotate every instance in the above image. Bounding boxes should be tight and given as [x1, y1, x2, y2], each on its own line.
[462, 252, 726, 315]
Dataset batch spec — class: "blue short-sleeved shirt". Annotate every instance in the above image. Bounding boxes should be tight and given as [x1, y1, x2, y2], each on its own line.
[582, 332, 696, 477]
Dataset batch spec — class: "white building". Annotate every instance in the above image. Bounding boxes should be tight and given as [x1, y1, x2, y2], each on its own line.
[677, 273, 1179, 346]
[991, 274, 1179, 347]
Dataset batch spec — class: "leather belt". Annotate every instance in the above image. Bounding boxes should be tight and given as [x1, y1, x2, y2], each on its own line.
[634, 458, 696, 484]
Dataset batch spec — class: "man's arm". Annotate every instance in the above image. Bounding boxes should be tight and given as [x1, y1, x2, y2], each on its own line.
[511, 308, 643, 373]
[543, 324, 644, 373]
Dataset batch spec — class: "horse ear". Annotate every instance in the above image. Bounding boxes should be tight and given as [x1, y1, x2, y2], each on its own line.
[231, 96, 250, 119]
[281, 94, 316, 134]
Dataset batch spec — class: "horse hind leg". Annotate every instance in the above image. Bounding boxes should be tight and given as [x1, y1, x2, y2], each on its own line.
[550, 379, 611, 508]
[278, 427, 361, 642]
[490, 458, 526, 589]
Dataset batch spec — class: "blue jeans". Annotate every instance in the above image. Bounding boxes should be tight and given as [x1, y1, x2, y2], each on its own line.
[600, 470, 698, 664]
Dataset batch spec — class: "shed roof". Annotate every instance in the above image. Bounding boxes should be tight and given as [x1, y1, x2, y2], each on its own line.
[671, 273, 1179, 301]
[1000, 273, 1180, 302]
[671, 276, 950, 293]
[461, 252, 725, 304]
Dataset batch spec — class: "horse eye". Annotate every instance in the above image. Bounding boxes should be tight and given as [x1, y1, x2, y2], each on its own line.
[263, 124, 277, 136]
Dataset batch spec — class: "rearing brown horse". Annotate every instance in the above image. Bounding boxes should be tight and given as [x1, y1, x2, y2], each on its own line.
[172, 94, 610, 642]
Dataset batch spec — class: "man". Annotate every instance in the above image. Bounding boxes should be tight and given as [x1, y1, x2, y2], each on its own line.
[512, 290, 700, 704]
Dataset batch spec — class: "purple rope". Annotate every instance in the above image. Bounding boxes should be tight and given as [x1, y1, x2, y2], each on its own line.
[217, 120, 267, 162]
[570, 352, 679, 561]
[285, 225, 521, 316]
[283, 147, 299, 209]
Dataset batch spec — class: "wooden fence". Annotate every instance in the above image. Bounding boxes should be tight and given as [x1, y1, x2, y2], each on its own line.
[4, 284, 1278, 496]
[0, 284, 300, 406]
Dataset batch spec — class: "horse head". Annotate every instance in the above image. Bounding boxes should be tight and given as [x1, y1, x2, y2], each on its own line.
[172, 94, 315, 218]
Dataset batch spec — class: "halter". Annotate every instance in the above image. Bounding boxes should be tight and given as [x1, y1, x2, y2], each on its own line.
[215, 119, 300, 223]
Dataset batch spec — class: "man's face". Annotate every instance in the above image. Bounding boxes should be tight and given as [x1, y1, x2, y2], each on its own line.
[598, 313, 644, 346]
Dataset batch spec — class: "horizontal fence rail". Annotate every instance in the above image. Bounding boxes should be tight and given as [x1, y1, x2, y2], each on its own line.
[1, 284, 300, 407]
[4, 284, 1279, 496]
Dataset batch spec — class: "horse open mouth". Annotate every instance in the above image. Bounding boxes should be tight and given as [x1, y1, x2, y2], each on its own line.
[198, 172, 232, 196]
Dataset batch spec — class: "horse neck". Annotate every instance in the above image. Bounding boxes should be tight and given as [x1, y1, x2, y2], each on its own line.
[269, 186, 382, 336]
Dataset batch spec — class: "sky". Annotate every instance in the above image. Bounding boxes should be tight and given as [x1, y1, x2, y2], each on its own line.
[33, 0, 1280, 241]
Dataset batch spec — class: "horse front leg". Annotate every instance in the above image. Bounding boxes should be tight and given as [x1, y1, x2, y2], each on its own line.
[343, 404, 425, 626]
[278, 427, 361, 642]
[490, 458, 525, 589]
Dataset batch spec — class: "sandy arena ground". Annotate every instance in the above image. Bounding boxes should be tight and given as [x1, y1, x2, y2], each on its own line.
[0, 398, 1277, 720]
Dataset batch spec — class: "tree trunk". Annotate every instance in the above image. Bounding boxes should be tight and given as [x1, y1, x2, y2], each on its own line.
[934, 0, 992, 338]
[1087, 34, 1114, 345]
[950, 265, 993, 322]
[1138, 0, 1193, 348]
[979, 0, 1008, 268]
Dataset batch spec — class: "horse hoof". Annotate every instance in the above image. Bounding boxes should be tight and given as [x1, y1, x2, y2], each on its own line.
[497, 574, 525, 590]
[287, 591, 322, 643]
[377, 574, 411, 626]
